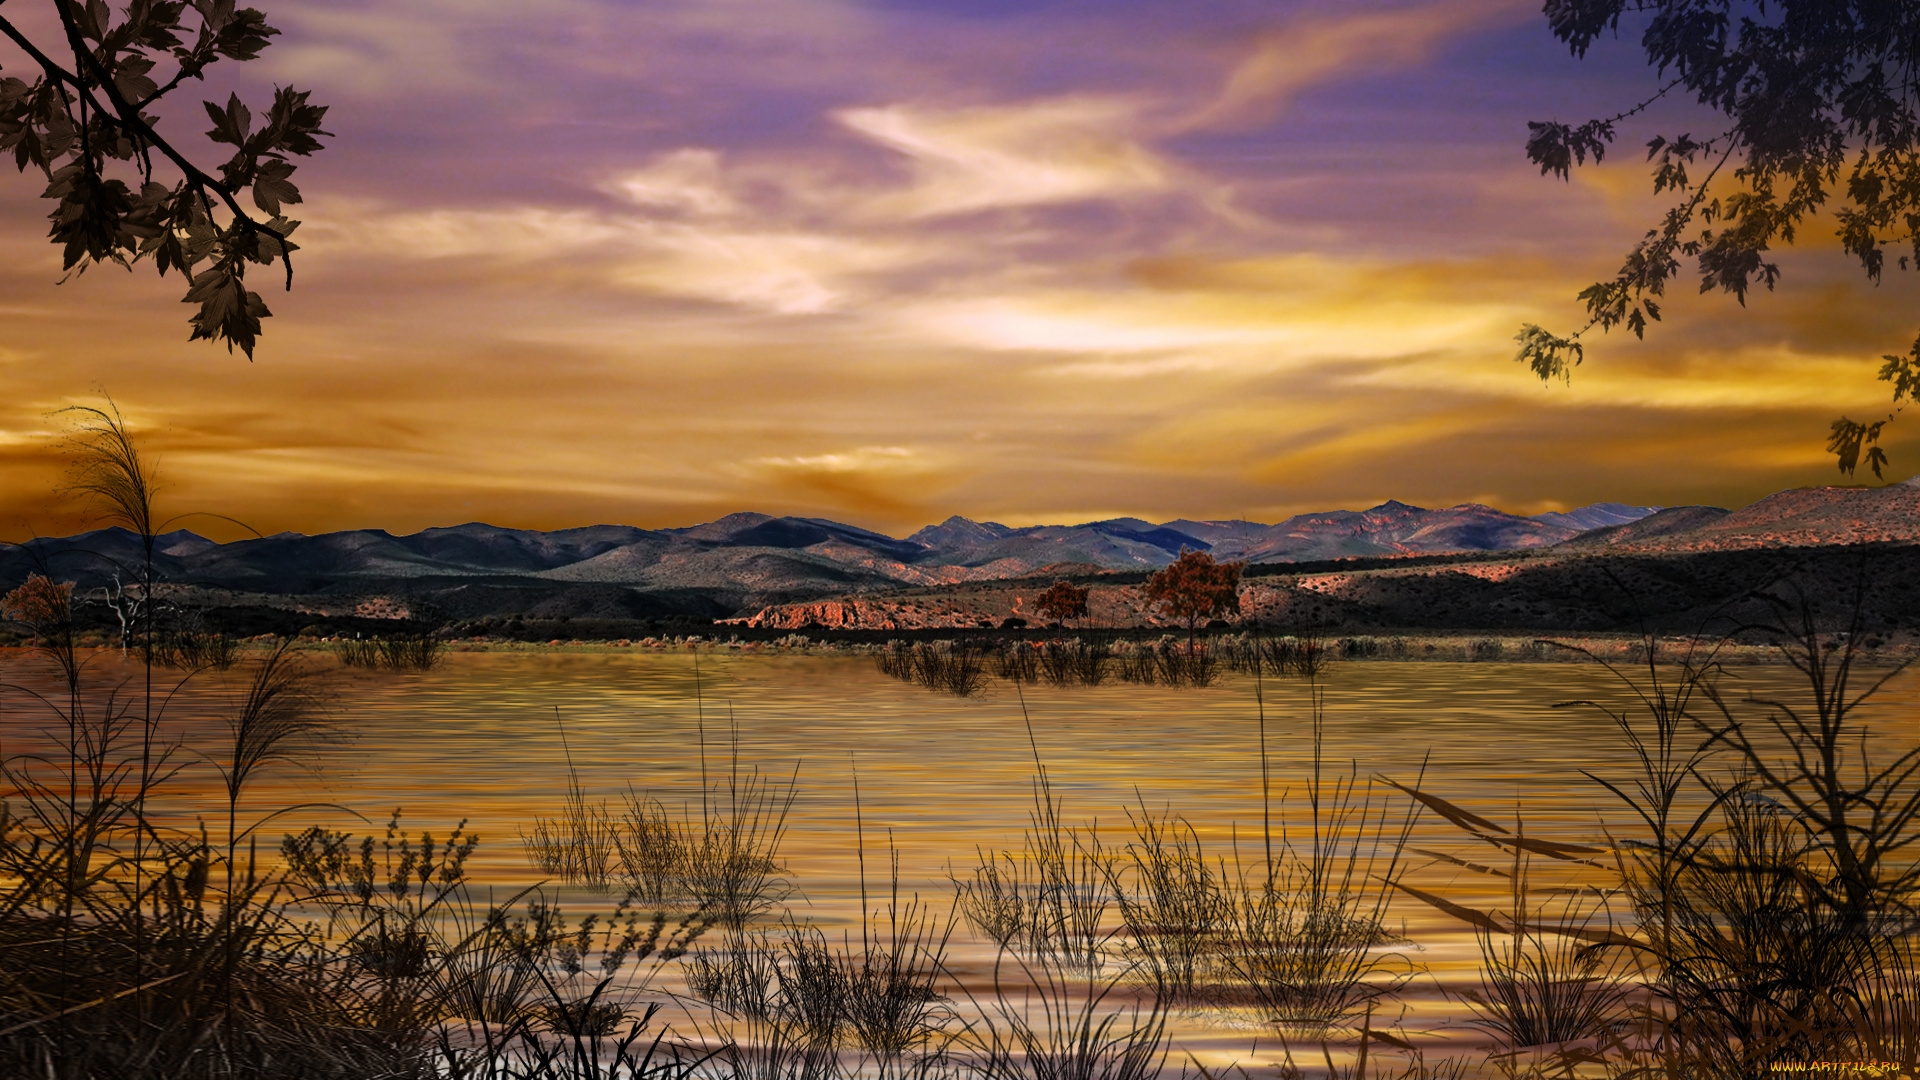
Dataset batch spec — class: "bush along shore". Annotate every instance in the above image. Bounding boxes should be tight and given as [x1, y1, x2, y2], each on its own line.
[5, 579, 1920, 1078]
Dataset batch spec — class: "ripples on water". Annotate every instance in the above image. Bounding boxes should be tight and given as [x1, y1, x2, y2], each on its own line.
[4, 647, 1916, 1068]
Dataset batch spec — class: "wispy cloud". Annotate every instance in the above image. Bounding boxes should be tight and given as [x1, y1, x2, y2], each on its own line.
[836, 98, 1172, 218]
[1177, 0, 1533, 132]
[0, 0, 1899, 540]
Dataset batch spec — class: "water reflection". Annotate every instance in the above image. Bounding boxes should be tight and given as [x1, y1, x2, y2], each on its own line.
[4, 647, 1915, 1069]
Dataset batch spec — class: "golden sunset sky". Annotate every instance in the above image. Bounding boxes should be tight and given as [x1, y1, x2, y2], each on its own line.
[3, 0, 1916, 541]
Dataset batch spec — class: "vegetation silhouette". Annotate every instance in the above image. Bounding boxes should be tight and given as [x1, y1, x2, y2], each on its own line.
[1516, 0, 1920, 475]
[0, 0, 330, 356]
[1143, 549, 1243, 654]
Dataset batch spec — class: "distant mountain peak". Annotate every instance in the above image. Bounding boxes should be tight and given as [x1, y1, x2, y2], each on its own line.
[1533, 503, 1662, 532]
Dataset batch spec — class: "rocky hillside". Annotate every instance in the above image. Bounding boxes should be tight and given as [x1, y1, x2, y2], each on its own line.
[4, 480, 1913, 629]
[732, 543, 1920, 644]
[2, 499, 1661, 619]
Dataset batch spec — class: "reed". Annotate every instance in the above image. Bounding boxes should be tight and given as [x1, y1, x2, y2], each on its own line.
[687, 795, 957, 1079]
[878, 644, 992, 697]
[519, 708, 797, 929]
[841, 771, 960, 1062]
[336, 632, 445, 672]
[431, 893, 716, 1080]
[670, 749, 799, 929]
[1220, 682, 1421, 1031]
[1220, 630, 1335, 681]
[1386, 593, 1920, 1079]
[140, 625, 241, 670]
[1112, 640, 1218, 688]
[1037, 639, 1111, 688]
[1189, 1023, 1471, 1080]
[1109, 800, 1229, 1003]
[1451, 843, 1631, 1055]
[0, 655, 443, 1079]
[969, 945, 1172, 1080]
[521, 710, 621, 889]
[953, 707, 1116, 971]
[994, 643, 1042, 684]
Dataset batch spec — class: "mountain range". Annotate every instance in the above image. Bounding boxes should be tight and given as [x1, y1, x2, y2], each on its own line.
[4, 480, 1916, 626]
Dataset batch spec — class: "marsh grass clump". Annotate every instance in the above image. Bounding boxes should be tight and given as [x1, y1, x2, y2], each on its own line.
[953, 732, 1117, 971]
[140, 619, 241, 670]
[1390, 592, 1920, 1079]
[336, 632, 444, 671]
[0, 651, 447, 1079]
[877, 642, 992, 697]
[1036, 639, 1111, 688]
[968, 946, 1173, 1080]
[1109, 802, 1229, 1003]
[1438, 840, 1634, 1054]
[1112, 639, 1218, 688]
[995, 642, 1042, 683]
[1221, 630, 1335, 680]
[1216, 682, 1421, 1031]
[518, 704, 797, 929]
[431, 893, 715, 1080]
[1189, 1027, 1471, 1080]
[521, 710, 620, 889]
[689, 821, 958, 1079]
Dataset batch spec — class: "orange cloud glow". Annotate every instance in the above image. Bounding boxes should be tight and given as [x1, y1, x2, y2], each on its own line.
[0, 0, 1913, 544]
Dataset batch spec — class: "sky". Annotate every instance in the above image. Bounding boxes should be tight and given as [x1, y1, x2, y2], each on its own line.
[2, 0, 1917, 541]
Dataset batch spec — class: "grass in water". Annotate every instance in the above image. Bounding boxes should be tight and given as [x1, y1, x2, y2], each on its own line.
[521, 668, 798, 930]
[335, 632, 445, 671]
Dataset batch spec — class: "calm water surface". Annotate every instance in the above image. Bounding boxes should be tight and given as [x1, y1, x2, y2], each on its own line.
[6, 648, 1917, 1067]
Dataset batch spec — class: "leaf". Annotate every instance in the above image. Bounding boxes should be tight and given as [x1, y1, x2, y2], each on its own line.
[264, 86, 330, 157]
[1406, 847, 1512, 879]
[203, 92, 250, 146]
[1377, 875, 1511, 935]
[70, 0, 111, 42]
[1525, 118, 1612, 180]
[1878, 338, 1920, 404]
[112, 56, 160, 106]
[1375, 774, 1511, 835]
[182, 265, 268, 357]
[1513, 323, 1584, 383]
[250, 157, 297, 215]
[1827, 416, 1888, 477]
[213, 6, 278, 61]
[42, 164, 136, 269]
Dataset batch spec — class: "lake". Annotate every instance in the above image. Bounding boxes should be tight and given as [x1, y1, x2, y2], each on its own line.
[4, 646, 1915, 1072]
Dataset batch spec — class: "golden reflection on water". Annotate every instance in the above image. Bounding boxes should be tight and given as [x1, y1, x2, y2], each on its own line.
[3, 647, 1916, 1070]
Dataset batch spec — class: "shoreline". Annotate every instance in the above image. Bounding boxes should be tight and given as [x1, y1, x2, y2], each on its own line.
[8, 628, 1910, 666]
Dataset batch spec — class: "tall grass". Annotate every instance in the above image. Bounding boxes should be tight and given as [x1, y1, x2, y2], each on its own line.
[1389, 594, 1920, 1079]
[1112, 640, 1217, 688]
[969, 946, 1172, 1080]
[140, 620, 241, 670]
[336, 632, 445, 671]
[687, 774, 959, 1080]
[0, 614, 711, 1078]
[1037, 640, 1111, 688]
[994, 643, 1042, 684]
[1108, 801, 1228, 1003]
[1219, 630, 1334, 681]
[0, 645, 432, 1078]
[1447, 841, 1632, 1055]
[953, 705, 1116, 971]
[877, 644, 992, 697]
[522, 708, 798, 930]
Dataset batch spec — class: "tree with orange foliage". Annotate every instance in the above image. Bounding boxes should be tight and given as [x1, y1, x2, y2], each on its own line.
[1143, 548, 1242, 652]
[1033, 580, 1090, 629]
[2, 574, 74, 644]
